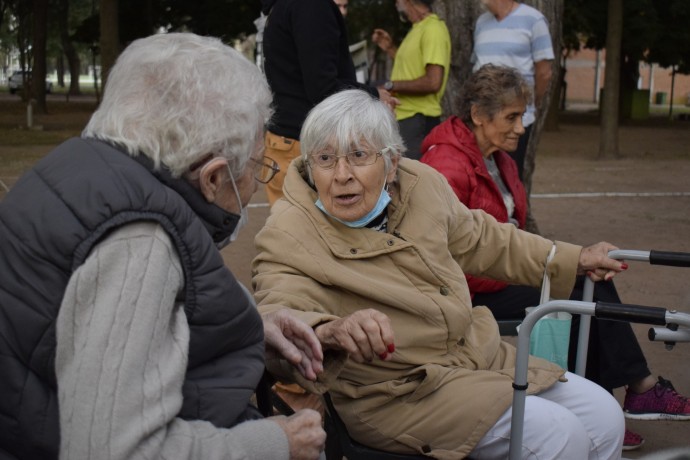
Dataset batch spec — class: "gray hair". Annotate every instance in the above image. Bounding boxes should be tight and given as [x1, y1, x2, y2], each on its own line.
[83, 33, 272, 178]
[300, 89, 404, 185]
[457, 64, 531, 128]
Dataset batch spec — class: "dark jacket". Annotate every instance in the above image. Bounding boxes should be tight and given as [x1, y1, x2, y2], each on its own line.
[0, 138, 265, 459]
[261, 0, 379, 139]
[421, 116, 528, 295]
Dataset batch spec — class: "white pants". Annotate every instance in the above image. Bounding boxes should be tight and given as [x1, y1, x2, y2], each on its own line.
[470, 372, 624, 459]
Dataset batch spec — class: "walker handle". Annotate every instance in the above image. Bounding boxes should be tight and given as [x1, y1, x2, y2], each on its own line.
[649, 250, 690, 267]
[595, 301, 668, 325]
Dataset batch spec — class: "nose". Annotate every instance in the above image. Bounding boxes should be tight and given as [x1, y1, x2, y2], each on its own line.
[333, 156, 353, 182]
[515, 118, 525, 135]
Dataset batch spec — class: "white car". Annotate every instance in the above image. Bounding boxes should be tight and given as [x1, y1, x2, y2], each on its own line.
[8, 70, 53, 94]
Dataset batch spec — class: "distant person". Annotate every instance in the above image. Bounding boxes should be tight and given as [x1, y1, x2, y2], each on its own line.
[421, 64, 690, 453]
[472, 0, 554, 180]
[0, 33, 326, 460]
[261, 0, 397, 206]
[334, 0, 348, 16]
[372, 0, 450, 160]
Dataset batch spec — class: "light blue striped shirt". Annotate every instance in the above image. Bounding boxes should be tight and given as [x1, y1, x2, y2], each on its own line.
[472, 3, 554, 126]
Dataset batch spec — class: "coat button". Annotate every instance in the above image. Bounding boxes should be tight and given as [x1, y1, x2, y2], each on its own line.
[350, 248, 358, 254]
[458, 337, 466, 346]
[387, 240, 394, 246]
[440, 286, 449, 296]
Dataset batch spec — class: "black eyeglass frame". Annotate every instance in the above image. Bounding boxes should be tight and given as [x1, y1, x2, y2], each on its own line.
[250, 156, 280, 184]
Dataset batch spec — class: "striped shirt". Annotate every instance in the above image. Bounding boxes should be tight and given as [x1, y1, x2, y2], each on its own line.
[472, 3, 554, 126]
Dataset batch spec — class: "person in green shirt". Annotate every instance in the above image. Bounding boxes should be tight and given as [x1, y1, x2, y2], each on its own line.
[372, 0, 451, 160]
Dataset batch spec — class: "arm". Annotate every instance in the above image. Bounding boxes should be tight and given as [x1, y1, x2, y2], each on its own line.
[386, 64, 444, 95]
[292, 0, 377, 102]
[533, 59, 553, 110]
[56, 223, 293, 460]
[372, 28, 398, 59]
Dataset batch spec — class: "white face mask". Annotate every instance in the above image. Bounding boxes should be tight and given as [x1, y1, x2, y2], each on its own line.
[215, 165, 250, 249]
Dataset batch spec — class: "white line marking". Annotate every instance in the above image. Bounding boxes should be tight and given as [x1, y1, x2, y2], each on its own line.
[532, 192, 690, 199]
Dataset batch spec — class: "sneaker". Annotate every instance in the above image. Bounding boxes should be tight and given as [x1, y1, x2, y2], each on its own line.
[623, 376, 690, 420]
[622, 429, 645, 451]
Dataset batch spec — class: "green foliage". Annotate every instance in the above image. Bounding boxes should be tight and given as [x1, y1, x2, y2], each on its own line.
[564, 0, 690, 75]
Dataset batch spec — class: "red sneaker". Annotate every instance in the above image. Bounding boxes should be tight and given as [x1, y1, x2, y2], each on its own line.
[623, 429, 645, 451]
[624, 376, 690, 421]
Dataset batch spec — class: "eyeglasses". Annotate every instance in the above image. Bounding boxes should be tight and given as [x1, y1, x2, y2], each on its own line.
[250, 156, 280, 184]
[309, 148, 388, 170]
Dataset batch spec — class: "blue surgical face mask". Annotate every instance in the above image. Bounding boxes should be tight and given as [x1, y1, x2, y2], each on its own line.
[315, 181, 391, 228]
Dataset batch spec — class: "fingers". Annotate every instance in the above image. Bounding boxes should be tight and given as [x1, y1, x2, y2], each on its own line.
[316, 309, 395, 363]
[263, 310, 324, 380]
[579, 241, 628, 281]
[272, 409, 326, 460]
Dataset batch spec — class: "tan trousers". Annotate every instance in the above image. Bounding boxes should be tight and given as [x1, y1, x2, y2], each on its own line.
[264, 131, 301, 206]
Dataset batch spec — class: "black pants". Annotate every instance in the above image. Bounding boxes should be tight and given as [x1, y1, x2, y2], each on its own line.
[398, 113, 441, 161]
[473, 277, 651, 392]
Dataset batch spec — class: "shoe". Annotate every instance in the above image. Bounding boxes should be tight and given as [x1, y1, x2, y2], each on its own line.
[622, 429, 645, 451]
[623, 376, 690, 420]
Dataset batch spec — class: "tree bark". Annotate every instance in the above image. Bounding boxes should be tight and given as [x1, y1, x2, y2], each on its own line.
[598, 0, 622, 158]
[58, 0, 82, 96]
[100, 0, 120, 90]
[32, 0, 48, 113]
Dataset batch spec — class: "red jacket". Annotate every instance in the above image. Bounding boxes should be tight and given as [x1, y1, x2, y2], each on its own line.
[421, 116, 527, 295]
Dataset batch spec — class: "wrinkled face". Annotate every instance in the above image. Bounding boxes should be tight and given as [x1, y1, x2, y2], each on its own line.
[309, 142, 398, 223]
[473, 100, 526, 157]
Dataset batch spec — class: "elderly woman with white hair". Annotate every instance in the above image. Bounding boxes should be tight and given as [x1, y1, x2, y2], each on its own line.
[253, 89, 626, 459]
[0, 33, 325, 460]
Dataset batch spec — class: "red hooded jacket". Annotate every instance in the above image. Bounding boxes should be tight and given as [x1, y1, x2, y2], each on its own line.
[421, 116, 527, 295]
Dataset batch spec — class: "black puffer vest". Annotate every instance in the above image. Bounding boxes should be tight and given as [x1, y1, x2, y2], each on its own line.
[0, 138, 265, 459]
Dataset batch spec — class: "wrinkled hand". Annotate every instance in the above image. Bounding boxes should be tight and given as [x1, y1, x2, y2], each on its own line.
[377, 88, 400, 112]
[577, 241, 628, 282]
[315, 309, 395, 363]
[263, 309, 324, 381]
[271, 409, 326, 460]
[372, 28, 393, 52]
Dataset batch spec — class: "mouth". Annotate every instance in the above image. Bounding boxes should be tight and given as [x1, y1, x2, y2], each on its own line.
[334, 193, 360, 205]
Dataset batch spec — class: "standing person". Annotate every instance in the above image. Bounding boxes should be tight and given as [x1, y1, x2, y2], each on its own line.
[261, 0, 397, 206]
[472, 0, 554, 180]
[420, 64, 690, 452]
[0, 33, 327, 460]
[371, 0, 451, 160]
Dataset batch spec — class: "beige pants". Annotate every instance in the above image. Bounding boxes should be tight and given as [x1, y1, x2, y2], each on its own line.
[264, 131, 301, 206]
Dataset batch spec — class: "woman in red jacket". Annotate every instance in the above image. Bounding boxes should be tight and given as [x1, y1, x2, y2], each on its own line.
[420, 64, 690, 451]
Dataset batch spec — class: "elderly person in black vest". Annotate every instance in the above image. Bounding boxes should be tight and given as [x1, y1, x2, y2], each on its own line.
[0, 33, 324, 460]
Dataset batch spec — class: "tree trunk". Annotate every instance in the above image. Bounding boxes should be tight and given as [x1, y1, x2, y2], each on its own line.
[100, 0, 120, 90]
[598, 0, 622, 158]
[32, 0, 49, 113]
[58, 0, 82, 96]
[436, 0, 563, 235]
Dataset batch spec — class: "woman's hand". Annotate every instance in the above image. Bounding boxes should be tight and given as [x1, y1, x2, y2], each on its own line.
[372, 28, 393, 53]
[576, 241, 628, 282]
[314, 309, 395, 363]
[263, 309, 324, 381]
[271, 409, 326, 460]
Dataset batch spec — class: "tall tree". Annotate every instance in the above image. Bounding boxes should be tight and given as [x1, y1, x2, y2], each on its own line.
[58, 0, 82, 95]
[32, 0, 48, 113]
[100, 0, 119, 89]
[598, 0, 622, 158]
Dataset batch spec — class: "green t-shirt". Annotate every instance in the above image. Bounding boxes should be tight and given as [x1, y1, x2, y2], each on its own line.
[391, 14, 451, 120]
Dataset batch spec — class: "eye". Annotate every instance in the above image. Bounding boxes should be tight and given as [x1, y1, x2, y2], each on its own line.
[317, 153, 334, 162]
[351, 150, 367, 159]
